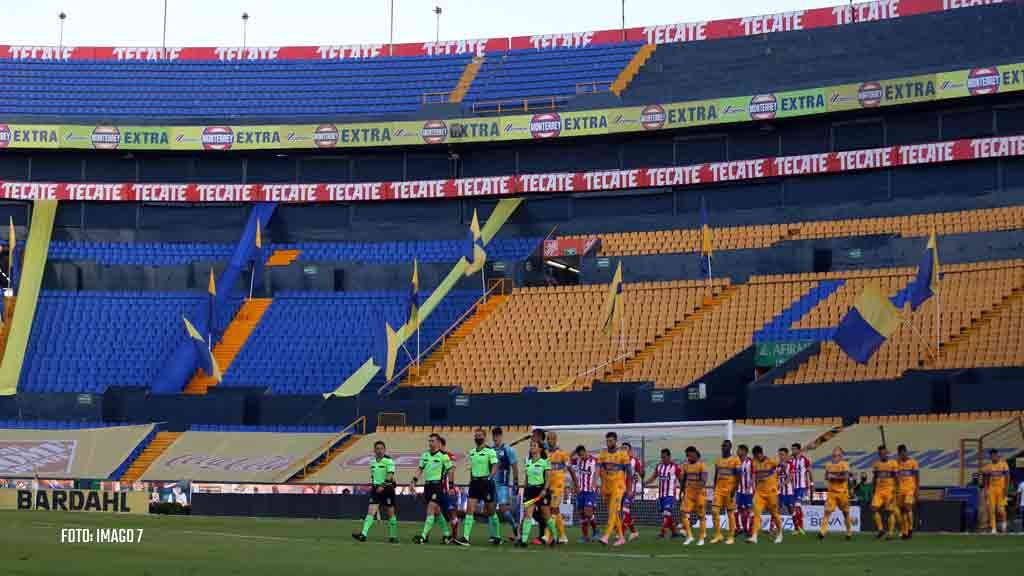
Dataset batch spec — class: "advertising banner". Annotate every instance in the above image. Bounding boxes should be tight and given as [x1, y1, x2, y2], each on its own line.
[1, 61, 1021, 153]
[0, 424, 155, 479]
[755, 341, 814, 368]
[0, 134, 1019, 204]
[0, 488, 148, 514]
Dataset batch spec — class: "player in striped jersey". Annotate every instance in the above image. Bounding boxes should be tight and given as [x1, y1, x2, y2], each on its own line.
[773, 448, 793, 534]
[644, 448, 682, 539]
[789, 443, 812, 535]
[736, 444, 754, 536]
[570, 445, 599, 543]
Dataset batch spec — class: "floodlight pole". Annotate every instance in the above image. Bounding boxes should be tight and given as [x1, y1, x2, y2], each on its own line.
[241, 12, 249, 53]
[58, 12, 67, 57]
[434, 6, 442, 43]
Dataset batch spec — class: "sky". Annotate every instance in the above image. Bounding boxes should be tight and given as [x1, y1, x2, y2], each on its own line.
[1, 0, 844, 47]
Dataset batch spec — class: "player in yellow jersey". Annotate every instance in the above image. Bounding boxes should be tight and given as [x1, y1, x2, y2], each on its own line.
[871, 444, 900, 540]
[819, 446, 853, 541]
[747, 445, 783, 545]
[597, 431, 630, 547]
[679, 446, 707, 546]
[710, 439, 740, 545]
[545, 432, 570, 544]
[896, 445, 919, 540]
[981, 448, 1010, 534]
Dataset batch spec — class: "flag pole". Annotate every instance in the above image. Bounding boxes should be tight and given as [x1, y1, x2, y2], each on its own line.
[248, 261, 255, 301]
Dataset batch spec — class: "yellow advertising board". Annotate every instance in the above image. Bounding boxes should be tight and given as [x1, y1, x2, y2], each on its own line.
[0, 488, 148, 514]
[0, 61, 1020, 152]
[0, 424, 156, 479]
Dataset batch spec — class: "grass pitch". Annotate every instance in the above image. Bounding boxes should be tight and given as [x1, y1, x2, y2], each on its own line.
[2, 510, 1022, 576]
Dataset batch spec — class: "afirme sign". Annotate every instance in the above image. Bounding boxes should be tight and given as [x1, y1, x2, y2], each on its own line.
[0, 489, 148, 515]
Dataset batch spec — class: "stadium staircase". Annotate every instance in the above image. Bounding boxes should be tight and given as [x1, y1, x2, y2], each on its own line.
[605, 285, 738, 382]
[265, 249, 301, 267]
[118, 431, 182, 482]
[183, 298, 272, 395]
[610, 43, 656, 96]
[402, 294, 508, 387]
[288, 434, 362, 482]
[449, 57, 485, 103]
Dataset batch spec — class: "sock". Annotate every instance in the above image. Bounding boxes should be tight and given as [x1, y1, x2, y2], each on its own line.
[554, 514, 566, 540]
[845, 511, 853, 536]
[502, 510, 519, 536]
[698, 513, 706, 540]
[438, 513, 451, 538]
[421, 515, 435, 539]
[590, 518, 598, 536]
[873, 511, 884, 532]
[463, 514, 474, 541]
[623, 511, 635, 532]
[361, 514, 375, 537]
[581, 518, 590, 538]
[772, 512, 783, 537]
[683, 514, 693, 538]
[521, 518, 534, 543]
[902, 509, 912, 536]
[388, 516, 397, 539]
[546, 518, 558, 542]
[751, 510, 761, 538]
[888, 509, 900, 536]
[820, 509, 830, 536]
[793, 505, 804, 531]
[488, 513, 500, 539]
[661, 514, 672, 535]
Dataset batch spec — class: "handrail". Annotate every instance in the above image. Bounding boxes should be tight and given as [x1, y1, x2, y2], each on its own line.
[470, 95, 563, 115]
[575, 80, 611, 95]
[378, 278, 506, 397]
[422, 91, 451, 104]
[285, 415, 366, 483]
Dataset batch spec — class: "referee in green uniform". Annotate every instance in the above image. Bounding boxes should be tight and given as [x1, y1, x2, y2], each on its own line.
[353, 440, 398, 543]
[455, 427, 500, 546]
[412, 433, 454, 544]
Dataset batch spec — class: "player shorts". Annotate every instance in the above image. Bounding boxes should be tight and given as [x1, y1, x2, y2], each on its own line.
[682, 491, 704, 514]
[897, 491, 915, 508]
[658, 496, 676, 514]
[549, 489, 564, 507]
[871, 489, 895, 510]
[754, 491, 779, 514]
[621, 493, 633, 511]
[577, 491, 596, 510]
[792, 488, 807, 501]
[369, 485, 396, 507]
[494, 484, 514, 506]
[524, 485, 551, 508]
[825, 491, 849, 511]
[423, 482, 444, 506]
[779, 494, 795, 509]
[712, 490, 736, 511]
[445, 491, 460, 512]
[736, 493, 753, 509]
[987, 491, 1006, 508]
[468, 478, 495, 503]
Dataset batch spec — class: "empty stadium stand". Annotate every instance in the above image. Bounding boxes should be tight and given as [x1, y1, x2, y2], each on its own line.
[220, 291, 479, 394]
[20, 291, 242, 393]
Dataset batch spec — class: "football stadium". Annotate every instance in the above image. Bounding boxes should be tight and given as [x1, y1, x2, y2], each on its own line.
[1, 0, 1024, 574]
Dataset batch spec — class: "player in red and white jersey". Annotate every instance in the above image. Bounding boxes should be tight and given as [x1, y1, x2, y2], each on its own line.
[774, 447, 793, 534]
[569, 445, 600, 543]
[621, 443, 644, 540]
[789, 443, 813, 535]
[645, 448, 682, 539]
[736, 445, 755, 535]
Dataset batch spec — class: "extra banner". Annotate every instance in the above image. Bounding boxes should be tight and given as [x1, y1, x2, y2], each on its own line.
[0, 134, 1020, 204]
[0, 488, 149, 514]
[0, 61, 1021, 152]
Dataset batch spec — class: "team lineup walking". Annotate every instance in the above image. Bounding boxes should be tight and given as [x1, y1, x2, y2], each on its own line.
[348, 427, 999, 547]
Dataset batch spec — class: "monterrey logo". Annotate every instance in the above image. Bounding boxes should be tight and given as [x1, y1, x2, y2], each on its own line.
[967, 67, 1000, 96]
[90, 126, 121, 150]
[313, 124, 339, 149]
[0, 124, 10, 148]
[201, 126, 234, 151]
[749, 94, 777, 121]
[530, 112, 562, 139]
[858, 82, 883, 108]
[421, 120, 448, 144]
[640, 104, 666, 131]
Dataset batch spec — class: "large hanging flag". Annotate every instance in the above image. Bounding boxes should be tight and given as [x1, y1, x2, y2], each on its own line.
[908, 230, 939, 311]
[700, 196, 713, 280]
[601, 261, 624, 336]
[183, 315, 222, 382]
[252, 220, 266, 293]
[833, 283, 903, 364]
[407, 259, 420, 328]
[384, 321, 400, 382]
[464, 209, 487, 276]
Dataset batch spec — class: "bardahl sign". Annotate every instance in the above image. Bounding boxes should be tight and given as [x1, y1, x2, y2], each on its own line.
[0, 488, 149, 514]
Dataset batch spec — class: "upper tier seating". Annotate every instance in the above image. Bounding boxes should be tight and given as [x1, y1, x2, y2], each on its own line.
[464, 43, 641, 111]
[569, 206, 1024, 257]
[0, 56, 471, 119]
[220, 291, 478, 395]
[46, 237, 542, 266]
[20, 291, 242, 393]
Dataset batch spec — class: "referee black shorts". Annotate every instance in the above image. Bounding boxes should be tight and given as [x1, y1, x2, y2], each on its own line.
[523, 485, 551, 507]
[423, 481, 444, 506]
[468, 478, 495, 503]
[369, 485, 396, 507]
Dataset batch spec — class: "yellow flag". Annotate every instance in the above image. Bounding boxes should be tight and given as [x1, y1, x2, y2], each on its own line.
[464, 209, 487, 276]
[255, 220, 262, 250]
[183, 316, 222, 382]
[601, 262, 623, 335]
[385, 322, 400, 383]
[207, 269, 216, 296]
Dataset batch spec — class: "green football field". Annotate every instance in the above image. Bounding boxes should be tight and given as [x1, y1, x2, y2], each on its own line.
[2, 510, 1022, 576]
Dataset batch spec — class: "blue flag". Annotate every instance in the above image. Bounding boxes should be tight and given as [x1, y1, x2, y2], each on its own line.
[908, 231, 939, 311]
[833, 283, 903, 364]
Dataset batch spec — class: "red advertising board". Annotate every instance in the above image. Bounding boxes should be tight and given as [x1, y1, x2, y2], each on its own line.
[544, 236, 602, 258]
[0, 135, 1019, 204]
[0, 1, 1002, 61]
